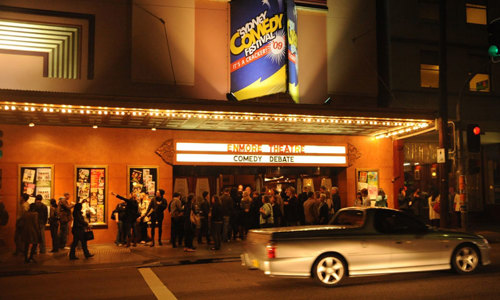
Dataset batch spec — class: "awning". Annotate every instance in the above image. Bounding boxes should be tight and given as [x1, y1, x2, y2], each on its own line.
[0, 90, 436, 139]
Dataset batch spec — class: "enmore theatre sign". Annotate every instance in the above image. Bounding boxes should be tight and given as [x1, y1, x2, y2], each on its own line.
[174, 142, 347, 166]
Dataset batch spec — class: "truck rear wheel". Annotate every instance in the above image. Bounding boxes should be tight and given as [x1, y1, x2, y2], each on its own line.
[312, 254, 346, 287]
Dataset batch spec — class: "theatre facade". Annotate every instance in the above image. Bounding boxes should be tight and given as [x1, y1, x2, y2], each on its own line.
[0, 0, 435, 246]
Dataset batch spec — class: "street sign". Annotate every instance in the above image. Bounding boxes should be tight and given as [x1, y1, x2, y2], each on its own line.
[437, 148, 445, 163]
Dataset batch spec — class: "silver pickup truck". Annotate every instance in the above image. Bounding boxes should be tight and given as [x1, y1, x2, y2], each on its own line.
[241, 207, 491, 287]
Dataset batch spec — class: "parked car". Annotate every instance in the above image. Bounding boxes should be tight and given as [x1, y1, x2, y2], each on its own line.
[241, 207, 491, 287]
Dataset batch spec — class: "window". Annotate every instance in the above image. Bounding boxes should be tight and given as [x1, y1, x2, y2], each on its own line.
[420, 64, 439, 88]
[469, 73, 490, 92]
[374, 210, 427, 234]
[466, 3, 487, 25]
[418, 0, 439, 22]
[331, 210, 364, 227]
[420, 50, 439, 88]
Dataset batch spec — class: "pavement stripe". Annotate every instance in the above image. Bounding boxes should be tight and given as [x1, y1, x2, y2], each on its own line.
[139, 267, 177, 300]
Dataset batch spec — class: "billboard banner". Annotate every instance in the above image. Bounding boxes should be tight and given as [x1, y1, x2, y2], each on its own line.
[230, 0, 287, 100]
[287, 0, 299, 103]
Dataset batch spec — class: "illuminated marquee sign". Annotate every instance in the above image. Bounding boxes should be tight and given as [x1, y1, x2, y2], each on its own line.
[175, 142, 347, 166]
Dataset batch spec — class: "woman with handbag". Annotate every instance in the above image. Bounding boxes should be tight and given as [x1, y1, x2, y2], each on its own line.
[69, 202, 94, 260]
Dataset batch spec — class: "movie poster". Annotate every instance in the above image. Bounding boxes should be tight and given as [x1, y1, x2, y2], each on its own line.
[22, 169, 35, 183]
[230, 0, 287, 100]
[35, 186, 51, 200]
[36, 168, 52, 183]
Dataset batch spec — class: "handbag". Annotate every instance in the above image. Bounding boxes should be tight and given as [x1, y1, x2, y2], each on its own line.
[84, 229, 94, 241]
[433, 201, 440, 214]
[190, 210, 200, 226]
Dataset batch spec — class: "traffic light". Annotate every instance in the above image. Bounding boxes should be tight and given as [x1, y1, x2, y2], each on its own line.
[466, 124, 481, 153]
[488, 19, 500, 61]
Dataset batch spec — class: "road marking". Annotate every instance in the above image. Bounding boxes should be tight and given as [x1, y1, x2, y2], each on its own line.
[139, 268, 177, 300]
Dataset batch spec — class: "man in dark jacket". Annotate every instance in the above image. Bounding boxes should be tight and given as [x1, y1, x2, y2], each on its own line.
[146, 189, 167, 247]
[111, 192, 139, 247]
[33, 195, 48, 254]
[210, 195, 223, 250]
[284, 187, 299, 226]
[220, 188, 233, 242]
[198, 191, 211, 244]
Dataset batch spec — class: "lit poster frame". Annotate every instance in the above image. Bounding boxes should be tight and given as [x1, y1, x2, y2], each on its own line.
[18, 164, 54, 224]
[75, 165, 107, 226]
[127, 165, 159, 198]
[356, 169, 379, 201]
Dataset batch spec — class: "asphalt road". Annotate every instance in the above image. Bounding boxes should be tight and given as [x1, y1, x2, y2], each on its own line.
[1, 244, 499, 300]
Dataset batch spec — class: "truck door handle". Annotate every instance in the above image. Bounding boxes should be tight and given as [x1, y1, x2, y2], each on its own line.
[395, 241, 403, 244]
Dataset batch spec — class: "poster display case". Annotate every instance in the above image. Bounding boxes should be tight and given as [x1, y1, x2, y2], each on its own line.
[356, 169, 379, 201]
[127, 166, 159, 198]
[75, 165, 107, 226]
[19, 164, 54, 205]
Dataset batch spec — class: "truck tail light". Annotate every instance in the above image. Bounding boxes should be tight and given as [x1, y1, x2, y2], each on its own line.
[266, 243, 276, 259]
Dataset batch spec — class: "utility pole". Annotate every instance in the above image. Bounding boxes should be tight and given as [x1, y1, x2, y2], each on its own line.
[438, 0, 449, 227]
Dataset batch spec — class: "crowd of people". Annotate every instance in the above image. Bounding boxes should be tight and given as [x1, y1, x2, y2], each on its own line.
[397, 185, 463, 226]
[14, 192, 94, 263]
[11, 182, 463, 263]
[124, 185, 344, 252]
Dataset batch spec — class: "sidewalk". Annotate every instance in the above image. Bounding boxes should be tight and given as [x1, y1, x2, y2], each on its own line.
[1, 228, 499, 277]
[0, 240, 244, 277]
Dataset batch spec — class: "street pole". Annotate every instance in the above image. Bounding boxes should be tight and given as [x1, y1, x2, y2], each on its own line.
[438, 0, 449, 227]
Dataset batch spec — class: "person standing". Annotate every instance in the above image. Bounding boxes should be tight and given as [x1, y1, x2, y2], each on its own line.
[303, 192, 318, 225]
[270, 194, 282, 227]
[111, 201, 126, 246]
[14, 193, 30, 255]
[331, 187, 341, 214]
[318, 194, 329, 225]
[220, 188, 233, 242]
[69, 203, 93, 260]
[397, 187, 409, 212]
[33, 195, 48, 254]
[249, 191, 261, 229]
[48, 199, 59, 252]
[198, 191, 211, 245]
[169, 192, 184, 248]
[428, 189, 440, 227]
[137, 193, 150, 244]
[240, 191, 252, 239]
[146, 189, 167, 247]
[259, 195, 274, 228]
[111, 192, 139, 247]
[449, 186, 461, 227]
[210, 195, 223, 250]
[410, 188, 422, 216]
[183, 194, 196, 252]
[375, 189, 388, 207]
[361, 189, 370, 207]
[297, 186, 309, 225]
[284, 187, 299, 226]
[21, 203, 41, 263]
[58, 193, 74, 250]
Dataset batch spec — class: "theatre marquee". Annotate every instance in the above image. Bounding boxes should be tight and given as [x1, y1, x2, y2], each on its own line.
[173, 142, 347, 167]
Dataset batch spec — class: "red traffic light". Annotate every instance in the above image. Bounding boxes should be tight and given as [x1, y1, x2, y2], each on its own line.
[473, 126, 481, 135]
